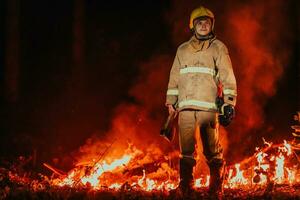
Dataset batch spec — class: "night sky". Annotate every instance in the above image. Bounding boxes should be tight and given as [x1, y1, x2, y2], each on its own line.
[0, 0, 299, 168]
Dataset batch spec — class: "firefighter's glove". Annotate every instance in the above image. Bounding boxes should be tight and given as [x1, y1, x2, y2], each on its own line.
[219, 104, 235, 127]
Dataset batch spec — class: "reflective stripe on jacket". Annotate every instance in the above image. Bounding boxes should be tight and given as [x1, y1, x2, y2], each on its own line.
[166, 36, 237, 112]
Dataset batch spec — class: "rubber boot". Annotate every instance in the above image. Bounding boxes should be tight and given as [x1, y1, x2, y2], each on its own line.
[177, 157, 196, 197]
[208, 159, 225, 200]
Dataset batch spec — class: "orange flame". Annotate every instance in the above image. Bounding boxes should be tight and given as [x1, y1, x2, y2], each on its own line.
[226, 164, 248, 188]
[46, 139, 300, 191]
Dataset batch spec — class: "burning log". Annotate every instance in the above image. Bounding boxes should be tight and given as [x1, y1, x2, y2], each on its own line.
[233, 139, 300, 170]
[123, 158, 167, 176]
[43, 163, 66, 177]
[233, 143, 280, 169]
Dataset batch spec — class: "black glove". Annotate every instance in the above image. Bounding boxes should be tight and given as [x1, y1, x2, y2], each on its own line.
[219, 104, 235, 127]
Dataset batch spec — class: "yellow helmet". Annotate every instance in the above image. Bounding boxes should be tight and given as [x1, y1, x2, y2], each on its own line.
[189, 6, 215, 30]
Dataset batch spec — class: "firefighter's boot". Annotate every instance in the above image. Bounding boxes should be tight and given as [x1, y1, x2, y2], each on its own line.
[177, 157, 196, 197]
[208, 159, 225, 200]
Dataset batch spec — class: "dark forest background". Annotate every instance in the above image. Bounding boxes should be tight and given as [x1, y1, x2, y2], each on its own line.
[0, 0, 299, 170]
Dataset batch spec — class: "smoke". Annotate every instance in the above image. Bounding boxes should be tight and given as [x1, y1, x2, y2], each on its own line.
[223, 1, 292, 162]
[75, 55, 176, 164]
[76, 0, 294, 168]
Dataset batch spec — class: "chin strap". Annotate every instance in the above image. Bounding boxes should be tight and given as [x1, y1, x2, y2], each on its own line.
[195, 32, 215, 41]
[190, 33, 216, 51]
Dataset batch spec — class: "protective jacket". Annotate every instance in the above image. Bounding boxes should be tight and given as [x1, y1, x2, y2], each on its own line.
[166, 35, 237, 112]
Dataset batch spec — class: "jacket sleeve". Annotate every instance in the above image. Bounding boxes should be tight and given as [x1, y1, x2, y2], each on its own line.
[166, 51, 181, 106]
[216, 44, 237, 106]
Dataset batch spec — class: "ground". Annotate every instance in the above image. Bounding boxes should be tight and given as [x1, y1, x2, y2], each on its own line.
[2, 181, 300, 200]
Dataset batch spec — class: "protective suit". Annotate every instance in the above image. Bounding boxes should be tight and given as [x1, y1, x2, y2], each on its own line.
[165, 6, 237, 198]
[166, 36, 237, 111]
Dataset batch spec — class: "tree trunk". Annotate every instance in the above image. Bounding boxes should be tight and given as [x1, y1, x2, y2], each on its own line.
[71, 0, 85, 94]
[4, 0, 19, 103]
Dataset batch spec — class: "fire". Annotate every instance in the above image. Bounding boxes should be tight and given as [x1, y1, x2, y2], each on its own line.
[283, 140, 292, 156]
[194, 175, 210, 188]
[55, 153, 132, 188]
[51, 143, 180, 191]
[109, 183, 122, 190]
[274, 153, 285, 184]
[136, 170, 157, 191]
[286, 168, 296, 185]
[226, 164, 248, 188]
[253, 150, 269, 185]
[82, 154, 132, 187]
[8, 139, 298, 193]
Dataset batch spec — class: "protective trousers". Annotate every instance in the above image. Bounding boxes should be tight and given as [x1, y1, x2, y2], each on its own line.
[178, 110, 223, 162]
[178, 110, 224, 191]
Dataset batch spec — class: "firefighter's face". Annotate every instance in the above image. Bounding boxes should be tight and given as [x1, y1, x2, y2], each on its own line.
[194, 18, 212, 36]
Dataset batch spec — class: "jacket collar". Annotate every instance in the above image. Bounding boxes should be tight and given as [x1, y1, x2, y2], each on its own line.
[188, 35, 216, 52]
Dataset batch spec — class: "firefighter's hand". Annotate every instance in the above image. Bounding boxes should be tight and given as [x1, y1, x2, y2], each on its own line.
[219, 104, 235, 127]
[167, 104, 176, 115]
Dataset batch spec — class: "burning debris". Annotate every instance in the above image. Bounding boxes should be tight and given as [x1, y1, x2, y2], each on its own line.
[44, 137, 300, 191]
[1, 113, 300, 199]
[2, 132, 300, 199]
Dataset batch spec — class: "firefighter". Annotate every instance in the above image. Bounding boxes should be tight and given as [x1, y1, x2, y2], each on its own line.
[165, 6, 237, 199]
